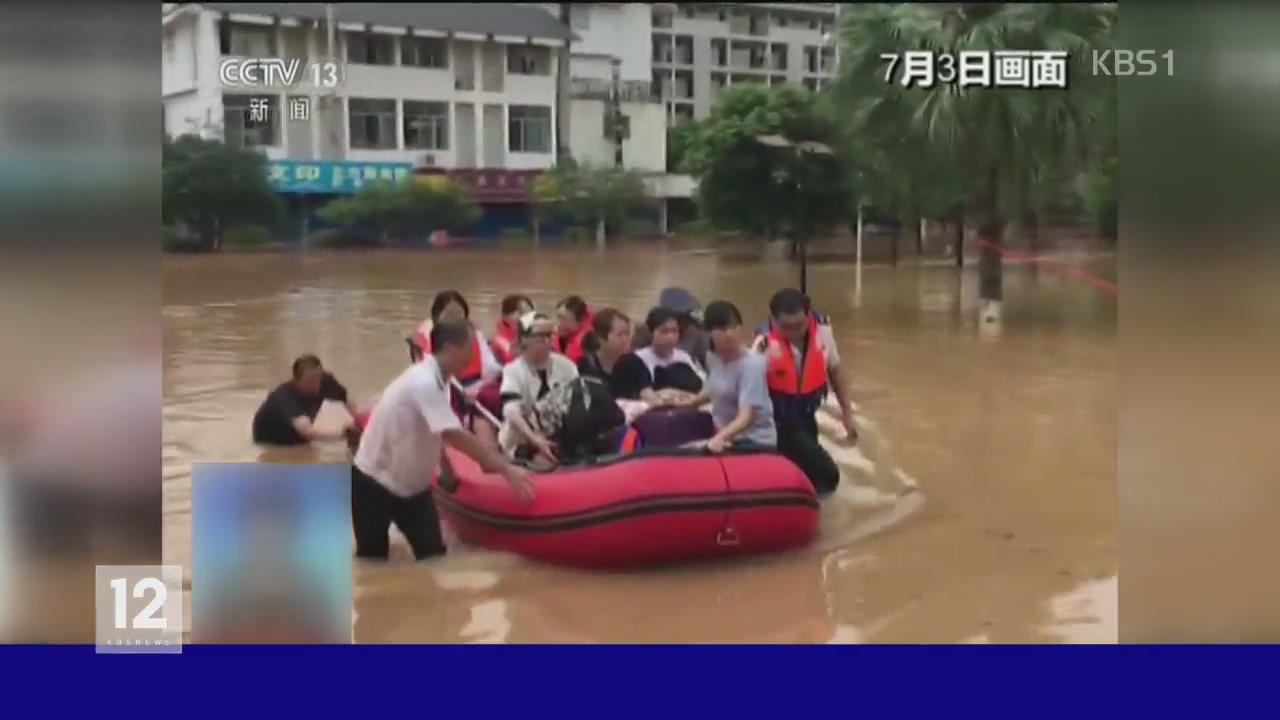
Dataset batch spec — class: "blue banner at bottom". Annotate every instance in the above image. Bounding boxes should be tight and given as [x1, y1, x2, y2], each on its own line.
[0, 645, 1274, 713]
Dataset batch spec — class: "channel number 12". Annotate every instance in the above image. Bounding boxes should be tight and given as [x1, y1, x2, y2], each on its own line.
[110, 577, 168, 630]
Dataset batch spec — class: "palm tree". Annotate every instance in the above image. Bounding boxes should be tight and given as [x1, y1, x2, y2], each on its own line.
[834, 3, 1115, 321]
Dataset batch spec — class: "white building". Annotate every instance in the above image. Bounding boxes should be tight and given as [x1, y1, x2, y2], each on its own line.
[162, 2, 573, 171]
[530, 3, 671, 175]
[653, 3, 839, 122]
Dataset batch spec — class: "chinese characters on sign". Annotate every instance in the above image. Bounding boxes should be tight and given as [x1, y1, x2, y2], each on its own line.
[881, 50, 1069, 88]
[265, 161, 413, 194]
[419, 169, 540, 203]
[289, 97, 310, 121]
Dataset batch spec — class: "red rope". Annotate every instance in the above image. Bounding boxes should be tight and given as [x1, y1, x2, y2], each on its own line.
[972, 238, 1117, 295]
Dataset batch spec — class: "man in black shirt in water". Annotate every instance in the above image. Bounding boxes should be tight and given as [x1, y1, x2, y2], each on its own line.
[252, 355, 359, 445]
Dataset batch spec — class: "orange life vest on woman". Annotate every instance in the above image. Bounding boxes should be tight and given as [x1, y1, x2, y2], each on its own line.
[415, 323, 484, 384]
[553, 310, 594, 363]
[491, 318, 519, 365]
[763, 313, 829, 426]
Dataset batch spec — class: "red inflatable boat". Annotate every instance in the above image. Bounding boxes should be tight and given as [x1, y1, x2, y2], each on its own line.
[352, 412, 820, 568]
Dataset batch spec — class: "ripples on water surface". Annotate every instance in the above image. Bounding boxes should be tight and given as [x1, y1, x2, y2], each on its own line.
[163, 242, 1116, 643]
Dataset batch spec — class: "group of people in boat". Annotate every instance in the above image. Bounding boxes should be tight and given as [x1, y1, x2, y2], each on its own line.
[251, 286, 859, 561]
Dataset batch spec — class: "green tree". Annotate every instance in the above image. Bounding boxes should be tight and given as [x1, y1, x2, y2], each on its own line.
[834, 3, 1115, 311]
[687, 85, 853, 290]
[666, 120, 702, 174]
[162, 135, 281, 251]
[319, 180, 478, 245]
[531, 162, 649, 248]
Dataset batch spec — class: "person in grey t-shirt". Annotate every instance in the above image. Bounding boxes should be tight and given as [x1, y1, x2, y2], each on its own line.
[676, 300, 777, 452]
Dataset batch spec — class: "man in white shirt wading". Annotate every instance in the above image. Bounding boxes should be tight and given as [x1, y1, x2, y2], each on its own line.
[352, 321, 534, 560]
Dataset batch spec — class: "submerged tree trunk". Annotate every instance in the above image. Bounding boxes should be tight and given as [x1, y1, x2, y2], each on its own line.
[955, 210, 965, 268]
[596, 217, 606, 250]
[977, 166, 1004, 306]
[533, 217, 541, 247]
[798, 236, 809, 294]
[915, 216, 925, 257]
[890, 223, 900, 267]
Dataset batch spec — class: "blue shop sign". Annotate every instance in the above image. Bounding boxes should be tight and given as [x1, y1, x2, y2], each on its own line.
[266, 160, 414, 194]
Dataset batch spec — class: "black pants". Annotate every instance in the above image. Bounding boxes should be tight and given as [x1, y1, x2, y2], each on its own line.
[777, 415, 840, 496]
[351, 466, 446, 560]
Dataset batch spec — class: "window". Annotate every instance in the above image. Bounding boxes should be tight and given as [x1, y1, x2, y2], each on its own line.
[348, 98, 397, 149]
[675, 71, 694, 99]
[164, 32, 176, 62]
[346, 33, 395, 65]
[805, 46, 819, 73]
[777, 15, 788, 28]
[683, 5, 695, 19]
[507, 45, 551, 75]
[772, 44, 788, 71]
[404, 101, 448, 150]
[570, 5, 590, 30]
[508, 105, 551, 153]
[674, 36, 693, 64]
[222, 23, 273, 56]
[401, 37, 447, 68]
[711, 38, 727, 66]
[653, 35, 672, 64]
[222, 95, 277, 148]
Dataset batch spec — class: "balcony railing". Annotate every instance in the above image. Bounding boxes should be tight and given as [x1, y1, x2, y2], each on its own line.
[570, 78, 656, 103]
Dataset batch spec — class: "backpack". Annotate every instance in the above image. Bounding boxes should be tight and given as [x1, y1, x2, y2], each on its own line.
[554, 376, 626, 462]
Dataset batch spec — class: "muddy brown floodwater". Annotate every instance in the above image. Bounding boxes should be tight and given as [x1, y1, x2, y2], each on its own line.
[162, 240, 1116, 643]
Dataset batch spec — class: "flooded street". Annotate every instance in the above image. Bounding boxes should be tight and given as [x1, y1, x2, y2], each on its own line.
[162, 241, 1116, 643]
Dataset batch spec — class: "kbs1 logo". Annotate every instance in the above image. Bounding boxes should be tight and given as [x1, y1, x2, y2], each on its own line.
[1091, 49, 1174, 77]
[219, 58, 342, 89]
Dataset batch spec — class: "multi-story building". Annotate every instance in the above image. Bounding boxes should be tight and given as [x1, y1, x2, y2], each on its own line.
[162, 3, 833, 237]
[532, 2, 670, 175]
[652, 3, 839, 123]
[163, 3, 571, 172]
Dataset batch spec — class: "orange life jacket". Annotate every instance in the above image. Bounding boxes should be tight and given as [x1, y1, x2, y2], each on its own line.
[763, 314, 829, 425]
[553, 310, 593, 363]
[416, 324, 484, 384]
[491, 318, 519, 365]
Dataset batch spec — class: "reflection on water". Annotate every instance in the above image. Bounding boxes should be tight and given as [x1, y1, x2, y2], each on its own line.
[163, 241, 1116, 643]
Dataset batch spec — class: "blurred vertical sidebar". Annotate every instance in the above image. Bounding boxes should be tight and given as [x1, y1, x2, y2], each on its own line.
[191, 464, 352, 644]
[1119, 2, 1280, 640]
[0, 3, 160, 641]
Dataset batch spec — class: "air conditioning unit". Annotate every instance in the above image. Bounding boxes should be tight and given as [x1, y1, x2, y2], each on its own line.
[417, 153, 436, 168]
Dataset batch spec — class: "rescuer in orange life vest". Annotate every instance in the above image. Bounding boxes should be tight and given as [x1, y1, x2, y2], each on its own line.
[751, 288, 858, 496]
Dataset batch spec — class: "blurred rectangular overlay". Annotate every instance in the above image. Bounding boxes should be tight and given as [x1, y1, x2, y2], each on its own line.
[192, 464, 351, 643]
